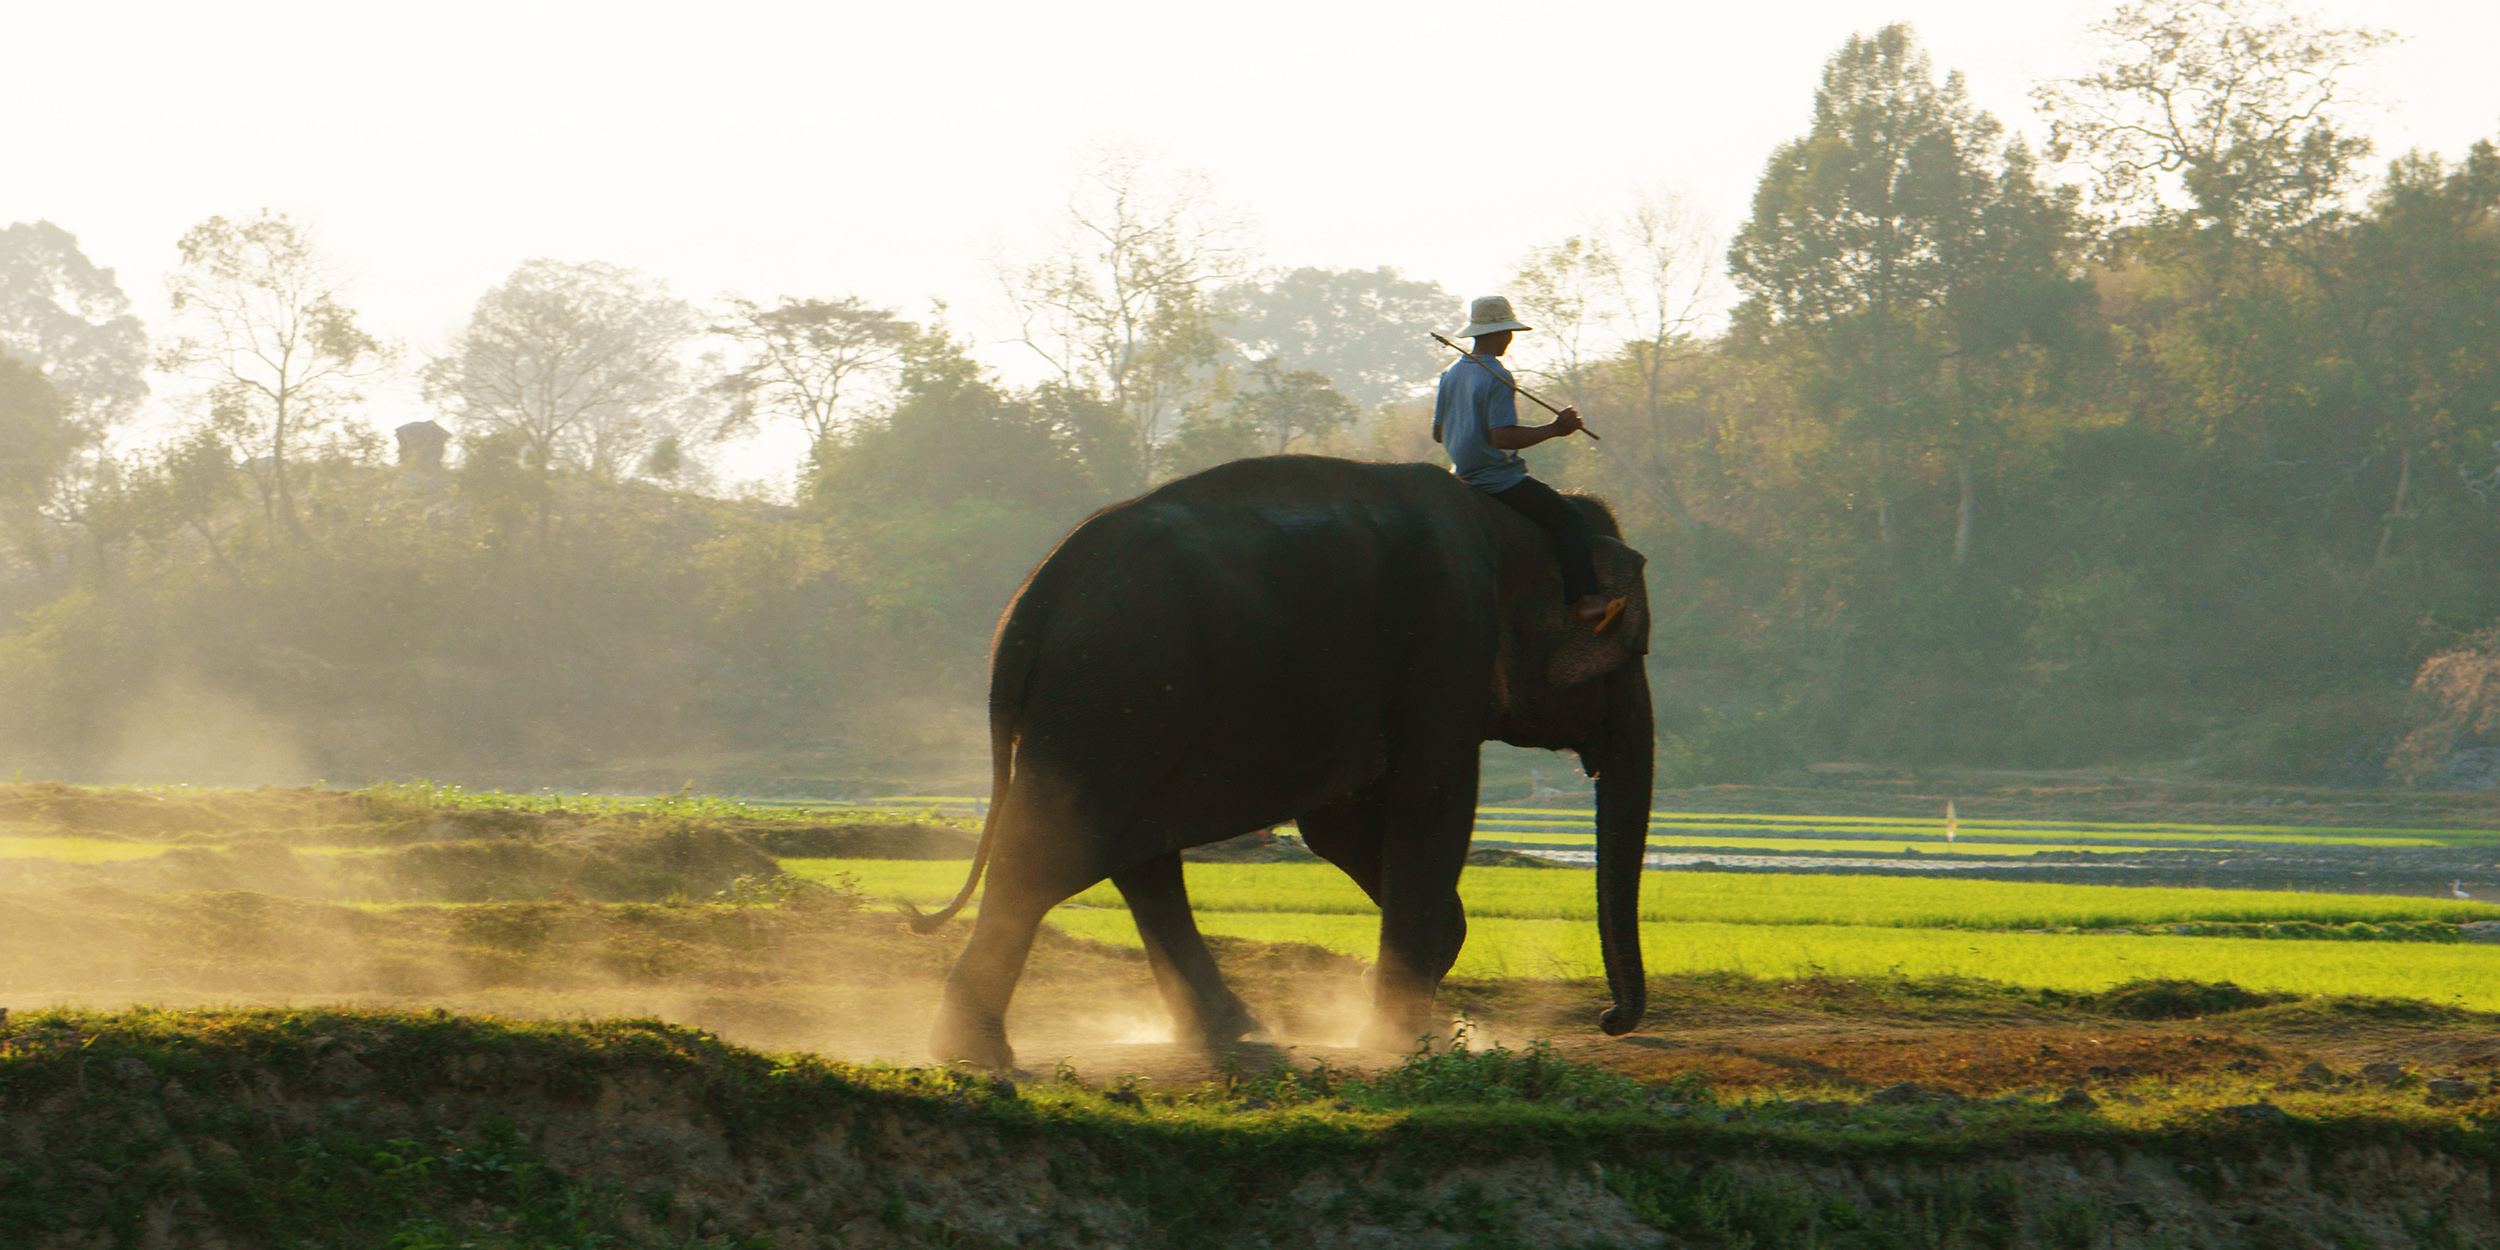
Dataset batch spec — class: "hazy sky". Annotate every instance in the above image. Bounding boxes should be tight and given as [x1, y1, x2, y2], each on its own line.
[8, 0, 2496, 475]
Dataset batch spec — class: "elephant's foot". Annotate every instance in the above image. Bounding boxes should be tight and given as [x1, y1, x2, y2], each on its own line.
[930, 1006, 1015, 1071]
[1176, 1003, 1265, 1052]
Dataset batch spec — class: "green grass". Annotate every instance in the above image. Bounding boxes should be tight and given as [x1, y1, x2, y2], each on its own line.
[1044, 909, 2500, 1009]
[799, 856, 2500, 1007]
[353, 780, 979, 827]
[790, 859, 2500, 931]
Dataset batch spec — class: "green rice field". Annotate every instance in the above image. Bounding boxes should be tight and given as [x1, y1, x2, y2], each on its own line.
[781, 856, 2500, 1009]
[850, 795, 2497, 855]
[791, 859, 2500, 930]
[1048, 909, 2500, 1010]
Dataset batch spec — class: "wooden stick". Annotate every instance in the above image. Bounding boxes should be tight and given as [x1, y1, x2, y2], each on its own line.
[1430, 332, 1600, 440]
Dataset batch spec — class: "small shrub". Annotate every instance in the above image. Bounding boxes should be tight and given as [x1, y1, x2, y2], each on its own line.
[2092, 979, 2293, 1020]
[715, 871, 860, 911]
[1347, 1034, 1662, 1112]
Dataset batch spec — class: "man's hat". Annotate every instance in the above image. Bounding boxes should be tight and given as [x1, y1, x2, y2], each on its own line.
[1457, 295, 1532, 338]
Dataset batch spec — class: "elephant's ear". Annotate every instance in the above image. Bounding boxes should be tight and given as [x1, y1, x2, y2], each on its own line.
[1544, 537, 1649, 691]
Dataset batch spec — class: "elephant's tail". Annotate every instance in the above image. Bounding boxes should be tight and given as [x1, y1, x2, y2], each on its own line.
[901, 645, 1025, 936]
[900, 742, 1005, 935]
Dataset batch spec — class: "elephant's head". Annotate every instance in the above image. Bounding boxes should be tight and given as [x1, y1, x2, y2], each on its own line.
[1485, 496, 1653, 1037]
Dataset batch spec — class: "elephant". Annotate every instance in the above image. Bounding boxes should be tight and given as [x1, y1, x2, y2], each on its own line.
[908, 454, 1653, 1070]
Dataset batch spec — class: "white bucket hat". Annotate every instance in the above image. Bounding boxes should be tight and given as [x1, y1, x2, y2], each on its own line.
[1457, 295, 1532, 338]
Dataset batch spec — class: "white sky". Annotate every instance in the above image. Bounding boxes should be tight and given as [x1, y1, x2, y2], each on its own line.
[8, 0, 2497, 484]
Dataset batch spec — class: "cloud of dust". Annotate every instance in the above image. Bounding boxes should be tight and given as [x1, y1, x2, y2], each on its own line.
[0, 785, 1401, 1081]
[104, 674, 317, 787]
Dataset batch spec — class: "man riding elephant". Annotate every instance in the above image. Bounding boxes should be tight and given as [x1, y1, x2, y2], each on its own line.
[1434, 294, 1625, 634]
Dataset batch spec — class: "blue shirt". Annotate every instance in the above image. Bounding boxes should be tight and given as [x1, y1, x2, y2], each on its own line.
[1433, 354, 1527, 492]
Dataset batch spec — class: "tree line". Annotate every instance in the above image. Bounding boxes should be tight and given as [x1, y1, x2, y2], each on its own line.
[0, 0, 2494, 788]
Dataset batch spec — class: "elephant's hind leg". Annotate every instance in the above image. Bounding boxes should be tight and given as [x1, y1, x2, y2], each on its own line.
[1112, 851, 1261, 1049]
[930, 887, 1058, 1071]
[931, 828, 1107, 1071]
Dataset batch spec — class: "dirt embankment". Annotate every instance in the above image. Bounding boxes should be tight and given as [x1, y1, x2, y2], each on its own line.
[9, 1010, 2500, 1250]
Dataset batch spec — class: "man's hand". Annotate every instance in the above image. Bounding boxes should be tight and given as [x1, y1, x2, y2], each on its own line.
[1488, 408, 1588, 451]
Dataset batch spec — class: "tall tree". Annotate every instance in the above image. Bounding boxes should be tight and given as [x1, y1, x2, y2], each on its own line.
[0, 221, 149, 438]
[2032, 0, 2393, 241]
[1508, 235, 1619, 407]
[0, 358, 77, 551]
[711, 295, 914, 467]
[1216, 266, 1451, 410]
[2037, 0, 2397, 561]
[1509, 194, 1721, 533]
[1730, 25, 2082, 565]
[1003, 145, 1252, 489]
[2338, 142, 2500, 571]
[161, 211, 389, 530]
[422, 260, 705, 483]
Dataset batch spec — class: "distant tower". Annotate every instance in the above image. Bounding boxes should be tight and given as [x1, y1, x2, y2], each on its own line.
[395, 420, 450, 472]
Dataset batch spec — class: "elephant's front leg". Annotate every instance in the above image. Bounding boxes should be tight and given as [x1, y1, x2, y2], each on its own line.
[1112, 851, 1261, 1048]
[1362, 748, 1480, 1052]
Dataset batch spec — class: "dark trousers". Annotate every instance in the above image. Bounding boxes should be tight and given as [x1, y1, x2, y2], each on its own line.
[1486, 476, 1602, 601]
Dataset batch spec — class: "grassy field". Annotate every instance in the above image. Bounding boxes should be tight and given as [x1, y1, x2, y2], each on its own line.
[784, 857, 2500, 1007]
[792, 858, 2500, 929]
[1044, 909, 2500, 1008]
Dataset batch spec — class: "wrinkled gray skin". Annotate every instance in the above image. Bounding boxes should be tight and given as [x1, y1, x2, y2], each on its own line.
[911, 456, 1653, 1070]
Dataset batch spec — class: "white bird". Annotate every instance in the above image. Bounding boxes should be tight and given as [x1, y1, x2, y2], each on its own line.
[2455, 880, 2473, 900]
[1945, 799, 1958, 844]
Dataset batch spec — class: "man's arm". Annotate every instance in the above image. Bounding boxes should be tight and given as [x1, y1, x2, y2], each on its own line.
[1488, 406, 1585, 449]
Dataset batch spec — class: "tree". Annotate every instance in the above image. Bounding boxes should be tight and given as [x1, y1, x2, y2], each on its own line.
[0, 357, 77, 549]
[1730, 25, 2083, 565]
[161, 211, 390, 530]
[2032, 0, 2394, 241]
[711, 295, 914, 466]
[814, 327, 1101, 672]
[0, 221, 149, 438]
[1004, 145, 1252, 489]
[1216, 267, 1452, 410]
[1227, 357, 1357, 455]
[1508, 235, 1619, 407]
[2335, 141, 2500, 571]
[422, 259, 705, 482]
[1156, 357, 1357, 478]
[1508, 194, 1722, 533]
[1156, 409, 1269, 480]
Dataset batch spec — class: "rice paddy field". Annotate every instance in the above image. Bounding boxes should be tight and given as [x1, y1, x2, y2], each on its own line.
[8, 780, 2500, 1017]
[782, 793, 2500, 1011]
[839, 795, 2500, 853]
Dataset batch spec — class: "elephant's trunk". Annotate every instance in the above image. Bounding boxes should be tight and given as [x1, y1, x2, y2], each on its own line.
[1589, 665, 1653, 1036]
